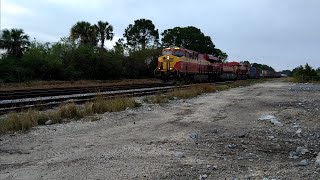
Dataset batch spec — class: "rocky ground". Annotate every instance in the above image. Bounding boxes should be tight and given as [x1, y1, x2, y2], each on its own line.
[1, 80, 320, 180]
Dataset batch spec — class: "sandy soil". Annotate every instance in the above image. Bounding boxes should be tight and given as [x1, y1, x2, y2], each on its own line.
[1, 80, 320, 179]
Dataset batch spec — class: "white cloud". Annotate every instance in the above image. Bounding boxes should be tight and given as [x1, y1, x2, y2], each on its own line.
[28, 31, 60, 43]
[46, 0, 111, 11]
[3, 1, 34, 16]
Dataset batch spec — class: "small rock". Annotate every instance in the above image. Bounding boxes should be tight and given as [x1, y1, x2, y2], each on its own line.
[296, 146, 309, 155]
[315, 152, 320, 167]
[146, 107, 152, 111]
[190, 133, 199, 140]
[45, 120, 52, 125]
[206, 165, 211, 169]
[125, 107, 130, 110]
[292, 124, 300, 128]
[259, 113, 283, 126]
[292, 155, 299, 160]
[238, 132, 247, 138]
[268, 136, 275, 139]
[212, 165, 217, 170]
[199, 174, 208, 179]
[175, 151, 185, 159]
[297, 159, 309, 166]
[263, 178, 269, 180]
[227, 144, 237, 149]
[295, 128, 302, 134]
[289, 151, 298, 159]
[315, 159, 320, 167]
[211, 129, 218, 134]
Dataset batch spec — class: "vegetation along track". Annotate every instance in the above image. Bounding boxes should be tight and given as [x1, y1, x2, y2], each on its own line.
[0, 83, 179, 114]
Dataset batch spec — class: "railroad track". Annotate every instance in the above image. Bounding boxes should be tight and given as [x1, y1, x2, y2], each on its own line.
[0, 83, 167, 100]
[0, 83, 185, 115]
[0, 80, 238, 115]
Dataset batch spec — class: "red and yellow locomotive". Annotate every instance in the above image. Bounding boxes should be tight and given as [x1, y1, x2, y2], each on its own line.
[154, 47, 223, 82]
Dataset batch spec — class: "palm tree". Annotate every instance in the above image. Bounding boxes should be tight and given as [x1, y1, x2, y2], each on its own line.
[70, 21, 97, 46]
[96, 21, 114, 49]
[0, 28, 30, 58]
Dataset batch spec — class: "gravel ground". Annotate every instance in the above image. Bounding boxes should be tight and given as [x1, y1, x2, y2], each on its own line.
[1, 80, 320, 180]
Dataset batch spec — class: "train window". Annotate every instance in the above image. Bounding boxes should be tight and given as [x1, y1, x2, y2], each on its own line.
[162, 50, 172, 55]
[186, 52, 189, 58]
[173, 50, 185, 57]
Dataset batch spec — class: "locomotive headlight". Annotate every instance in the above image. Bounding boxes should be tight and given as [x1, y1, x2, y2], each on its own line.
[169, 67, 173, 70]
[166, 55, 170, 60]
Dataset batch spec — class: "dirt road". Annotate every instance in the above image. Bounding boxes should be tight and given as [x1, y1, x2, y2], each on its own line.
[1, 80, 320, 179]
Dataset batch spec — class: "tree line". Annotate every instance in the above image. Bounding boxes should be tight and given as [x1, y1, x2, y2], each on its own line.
[291, 63, 320, 81]
[0, 18, 229, 83]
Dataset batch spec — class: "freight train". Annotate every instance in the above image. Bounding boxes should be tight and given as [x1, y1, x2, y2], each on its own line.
[154, 47, 279, 82]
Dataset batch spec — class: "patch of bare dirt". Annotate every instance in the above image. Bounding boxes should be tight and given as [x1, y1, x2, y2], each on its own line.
[1, 80, 320, 179]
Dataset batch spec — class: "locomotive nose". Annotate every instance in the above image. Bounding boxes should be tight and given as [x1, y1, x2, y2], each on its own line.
[163, 55, 172, 60]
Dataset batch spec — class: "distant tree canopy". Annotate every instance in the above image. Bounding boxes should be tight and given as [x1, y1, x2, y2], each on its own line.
[70, 21, 98, 47]
[213, 48, 228, 61]
[292, 63, 317, 77]
[0, 28, 30, 58]
[161, 26, 215, 54]
[95, 21, 114, 50]
[290, 63, 320, 82]
[70, 20, 114, 49]
[161, 26, 228, 60]
[251, 63, 275, 71]
[123, 18, 159, 50]
[280, 70, 292, 76]
[2, 18, 291, 83]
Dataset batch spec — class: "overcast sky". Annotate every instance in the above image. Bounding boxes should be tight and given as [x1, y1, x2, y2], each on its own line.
[2, 0, 320, 71]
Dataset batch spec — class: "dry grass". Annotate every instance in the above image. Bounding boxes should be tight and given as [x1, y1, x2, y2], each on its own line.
[150, 94, 169, 104]
[0, 110, 43, 133]
[89, 97, 139, 113]
[0, 97, 139, 134]
[150, 84, 217, 103]
[167, 84, 217, 99]
[285, 77, 320, 83]
[216, 85, 230, 91]
[56, 103, 82, 120]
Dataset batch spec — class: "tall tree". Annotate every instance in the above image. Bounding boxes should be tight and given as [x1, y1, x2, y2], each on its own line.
[213, 48, 228, 61]
[0, 28, 30, 58]
[113, 38, 126, 55]
[96, 21, 114, 49]
[123, 18, 159, 50]
[70, 21, 97, 47]
[161, 26, 216, 54]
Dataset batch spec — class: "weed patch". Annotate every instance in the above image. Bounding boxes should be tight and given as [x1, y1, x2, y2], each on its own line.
[0, 97, 139, 134]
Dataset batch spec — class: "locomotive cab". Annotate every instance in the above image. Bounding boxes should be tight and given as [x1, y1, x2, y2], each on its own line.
[154, 47, 187, 79]
[155, 47, 222, 82]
